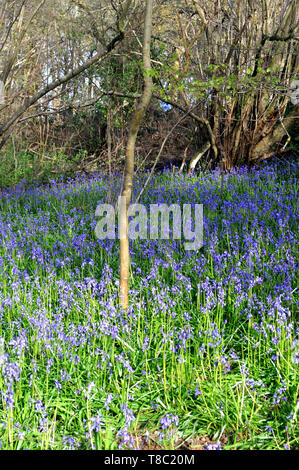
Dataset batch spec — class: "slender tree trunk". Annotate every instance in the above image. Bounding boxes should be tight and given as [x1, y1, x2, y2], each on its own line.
[106, 99, 113, 204]
[0, 79, 4, 105]
[178, 145, 189, 173]
[119, 0, 153, 309]
[187, 141, 211, 174]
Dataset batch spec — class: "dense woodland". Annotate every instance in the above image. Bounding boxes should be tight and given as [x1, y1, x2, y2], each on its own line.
[0, 0, 298, 185]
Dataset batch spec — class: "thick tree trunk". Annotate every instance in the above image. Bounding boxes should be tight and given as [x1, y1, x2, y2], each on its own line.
[119, 0, 153, 309]
[250, 104, 298, 162]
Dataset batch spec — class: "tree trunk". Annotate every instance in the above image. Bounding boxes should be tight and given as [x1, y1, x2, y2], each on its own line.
[119, 0, 153, 309]
[187, 141, 211, 174]
[250, 104, 298, 162]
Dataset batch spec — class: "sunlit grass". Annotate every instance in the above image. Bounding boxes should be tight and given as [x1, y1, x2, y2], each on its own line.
[0, 161, 298, 450]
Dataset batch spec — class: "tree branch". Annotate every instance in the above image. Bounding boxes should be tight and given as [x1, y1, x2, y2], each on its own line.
[0, 32, 124, 148]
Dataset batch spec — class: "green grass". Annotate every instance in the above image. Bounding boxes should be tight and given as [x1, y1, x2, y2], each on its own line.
[0, 161, 298, 450]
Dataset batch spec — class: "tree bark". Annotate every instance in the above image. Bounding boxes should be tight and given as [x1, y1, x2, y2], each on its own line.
[119, 0, 153, 309]
[187, 141, 211, 174]
[250, 104, 299, 162]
